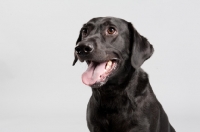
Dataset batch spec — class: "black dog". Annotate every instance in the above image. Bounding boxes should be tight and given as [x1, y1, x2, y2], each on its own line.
[73, 17, 175, 132]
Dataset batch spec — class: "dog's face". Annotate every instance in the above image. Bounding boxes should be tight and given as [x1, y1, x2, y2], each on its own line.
[73, 17, 154, 88]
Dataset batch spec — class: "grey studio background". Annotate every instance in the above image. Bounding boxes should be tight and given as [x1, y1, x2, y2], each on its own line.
[0, 0, 200, 132]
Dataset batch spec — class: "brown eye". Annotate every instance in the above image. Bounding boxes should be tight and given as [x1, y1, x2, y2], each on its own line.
[107, 27, 116, 34]
[82, 28, 88, 36]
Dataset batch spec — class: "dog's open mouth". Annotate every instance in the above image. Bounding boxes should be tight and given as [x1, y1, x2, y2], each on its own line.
[82, 60, 117, 87]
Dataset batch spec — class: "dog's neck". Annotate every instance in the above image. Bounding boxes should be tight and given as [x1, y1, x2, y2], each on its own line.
[91, 68, 151, 112]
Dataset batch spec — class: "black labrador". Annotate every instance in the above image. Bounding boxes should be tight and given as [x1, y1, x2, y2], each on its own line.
[73, 17, 175, 132]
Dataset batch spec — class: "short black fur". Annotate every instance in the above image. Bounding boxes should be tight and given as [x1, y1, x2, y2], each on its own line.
[73, 17, 175, 132]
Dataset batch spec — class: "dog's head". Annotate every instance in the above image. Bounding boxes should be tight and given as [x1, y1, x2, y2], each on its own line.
[73, 17, 154, 88]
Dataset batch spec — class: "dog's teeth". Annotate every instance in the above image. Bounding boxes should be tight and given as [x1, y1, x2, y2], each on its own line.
[107, 61, 112, 66]
[106, 65, 111, 70]
[105, 61, 112, 70]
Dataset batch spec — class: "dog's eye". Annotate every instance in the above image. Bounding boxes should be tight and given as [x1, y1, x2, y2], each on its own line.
[107, 27, 116, 35]
[82, 28, 88, 36]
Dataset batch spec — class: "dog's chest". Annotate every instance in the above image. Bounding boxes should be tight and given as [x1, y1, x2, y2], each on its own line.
[99, 95, 134, 121]
[100, 93, 130, 111]
[88, 90, 152, 131]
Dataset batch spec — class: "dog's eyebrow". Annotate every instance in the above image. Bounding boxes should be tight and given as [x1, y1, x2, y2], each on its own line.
[102, 21, 116, 27]
[82, 23, 94, 28]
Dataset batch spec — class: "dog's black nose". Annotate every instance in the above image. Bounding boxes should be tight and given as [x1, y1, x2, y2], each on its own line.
[75, 44, 94, 55]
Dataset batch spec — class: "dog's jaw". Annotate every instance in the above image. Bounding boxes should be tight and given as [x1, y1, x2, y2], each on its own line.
[81, 60, 118, 88]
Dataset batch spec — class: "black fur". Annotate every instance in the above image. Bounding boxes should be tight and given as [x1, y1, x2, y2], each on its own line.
[73, 17, 175, 132]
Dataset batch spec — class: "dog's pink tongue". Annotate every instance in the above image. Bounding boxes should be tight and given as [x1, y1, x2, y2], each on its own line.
[82, 62, 107, 86]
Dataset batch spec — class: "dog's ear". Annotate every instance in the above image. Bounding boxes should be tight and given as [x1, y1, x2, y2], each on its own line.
[72, 30, 82, 66]
[128, 23, 154, 69]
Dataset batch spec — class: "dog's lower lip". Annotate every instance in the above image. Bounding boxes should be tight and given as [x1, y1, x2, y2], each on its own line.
[82, 59, 118, 87]
[91, 60, 118, 88]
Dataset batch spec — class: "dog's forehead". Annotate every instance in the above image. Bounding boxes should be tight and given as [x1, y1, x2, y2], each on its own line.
[86, 17, 128, 28]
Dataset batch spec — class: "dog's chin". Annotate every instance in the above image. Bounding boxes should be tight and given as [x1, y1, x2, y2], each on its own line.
[81, 59, 118, 88]
[90, 81, 107, 88]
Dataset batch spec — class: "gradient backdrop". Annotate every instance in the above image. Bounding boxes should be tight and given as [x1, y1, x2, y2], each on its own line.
[1, 0, 200, 131]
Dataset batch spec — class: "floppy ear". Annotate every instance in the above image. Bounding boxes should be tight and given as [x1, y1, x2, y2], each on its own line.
[72, 30, 82, 66]
[128, 23, 154, 69]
